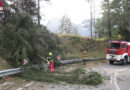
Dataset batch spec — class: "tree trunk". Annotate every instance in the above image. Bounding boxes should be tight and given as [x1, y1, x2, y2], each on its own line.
[90, 0, 93, 39]
[38, 0, 40, 26]
[107, 0, 111, 39]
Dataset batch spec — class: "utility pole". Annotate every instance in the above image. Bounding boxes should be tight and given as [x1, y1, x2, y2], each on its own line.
[107, 0, 111, 39]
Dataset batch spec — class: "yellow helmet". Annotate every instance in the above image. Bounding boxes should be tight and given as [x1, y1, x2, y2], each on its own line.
[49, 52, 52, 56]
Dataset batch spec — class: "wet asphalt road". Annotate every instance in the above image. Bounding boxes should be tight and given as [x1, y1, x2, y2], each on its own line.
[1, 62, 130, 90]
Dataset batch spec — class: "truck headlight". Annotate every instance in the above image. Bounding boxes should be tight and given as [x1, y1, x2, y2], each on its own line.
[106, 55, 109, 59]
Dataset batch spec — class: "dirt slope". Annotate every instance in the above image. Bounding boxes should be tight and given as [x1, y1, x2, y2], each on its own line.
[0, 58, 11, 70]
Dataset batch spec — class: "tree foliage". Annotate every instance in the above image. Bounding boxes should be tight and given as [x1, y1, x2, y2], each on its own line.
[0, 1, 63, 67]
[2, 0, 38, 24]
[59, 15, 73, 34]
[95, 0, 130, 40]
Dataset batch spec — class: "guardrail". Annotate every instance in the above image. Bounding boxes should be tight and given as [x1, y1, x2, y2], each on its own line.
[0, 68, 22, 77]
[0, 65, 41, 78]
[0, 58, 106, 78]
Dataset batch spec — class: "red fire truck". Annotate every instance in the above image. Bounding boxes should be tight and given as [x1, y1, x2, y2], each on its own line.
[0, 0, 5, 13]
[106, 40, 130, 65]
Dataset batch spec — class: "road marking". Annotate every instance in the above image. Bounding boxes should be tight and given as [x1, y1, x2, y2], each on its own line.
[17, 88, 23, 90]
[114, 73, 120, 90]
[2, 82, 14, 86]
[110, 76, 113, 84]
[25, 82, 34, 87]
[17, 82, 34, 90]
[110, 68, 128, 90]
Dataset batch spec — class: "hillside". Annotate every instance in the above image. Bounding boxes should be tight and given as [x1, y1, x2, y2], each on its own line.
[0, 34, 107, 69]
[59, 35, 107, 59]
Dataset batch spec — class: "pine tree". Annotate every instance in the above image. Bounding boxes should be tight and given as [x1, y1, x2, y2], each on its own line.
[0, 1, 63, 66]
[59, 15, 72, 34]
[95, 0, 130, 40]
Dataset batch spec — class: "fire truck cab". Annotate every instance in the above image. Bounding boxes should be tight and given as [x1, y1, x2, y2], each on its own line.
[106, 40, 130, 65]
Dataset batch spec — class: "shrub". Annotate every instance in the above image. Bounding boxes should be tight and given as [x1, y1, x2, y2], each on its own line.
[81, 72, 103, 85]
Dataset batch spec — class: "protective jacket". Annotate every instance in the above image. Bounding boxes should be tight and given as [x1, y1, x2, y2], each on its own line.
[47, 55, 53, 62]
[82, 53, 87, 59]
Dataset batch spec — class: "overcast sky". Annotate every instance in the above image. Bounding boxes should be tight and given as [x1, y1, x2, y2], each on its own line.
[39, 0, 103, 36]
[40, 0, 103, 25]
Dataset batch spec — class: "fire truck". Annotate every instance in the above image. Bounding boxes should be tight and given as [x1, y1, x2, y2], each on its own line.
[106, 40, 130, 65]
[0, 0, 5, 21]
[0, 0, 5, 13]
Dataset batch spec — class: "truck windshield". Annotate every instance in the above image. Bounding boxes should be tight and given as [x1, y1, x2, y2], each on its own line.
[108, 43, 120, 49]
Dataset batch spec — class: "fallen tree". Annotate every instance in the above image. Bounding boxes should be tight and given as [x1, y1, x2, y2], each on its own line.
[59, 58, 106, 64]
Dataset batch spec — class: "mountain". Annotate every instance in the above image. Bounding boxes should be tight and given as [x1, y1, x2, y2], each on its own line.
[44, 17, 91, 37]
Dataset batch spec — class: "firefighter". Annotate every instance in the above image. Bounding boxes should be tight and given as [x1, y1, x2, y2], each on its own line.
[47, 52, 55, 72]
[47, 52, 53, 63]
[82, 51, 87, 65]
[19, 59, 22, 65]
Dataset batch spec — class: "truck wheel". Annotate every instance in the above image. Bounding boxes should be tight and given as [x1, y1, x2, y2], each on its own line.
[109, 60, 114, 64]
[121, 58, 127, 65]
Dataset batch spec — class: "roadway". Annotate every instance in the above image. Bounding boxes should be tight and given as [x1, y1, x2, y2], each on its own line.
[1, 61, 130, 90]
